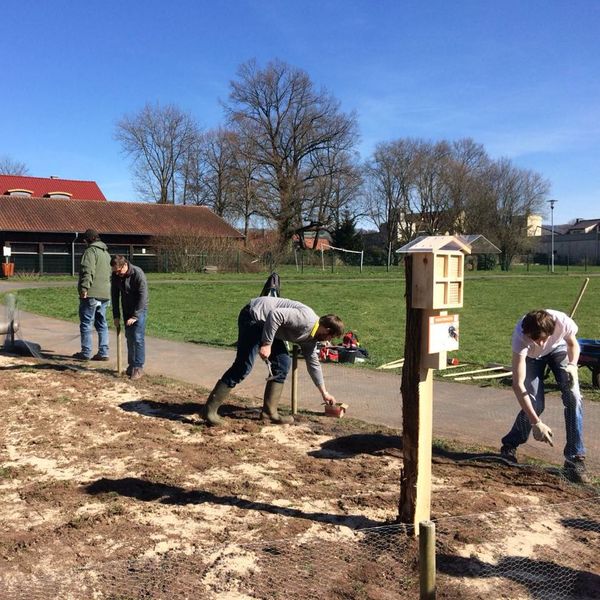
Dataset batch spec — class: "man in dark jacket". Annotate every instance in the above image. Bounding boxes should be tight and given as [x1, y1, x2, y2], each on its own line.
[73, 229, 111, 361]
[111, 255, 148, 380]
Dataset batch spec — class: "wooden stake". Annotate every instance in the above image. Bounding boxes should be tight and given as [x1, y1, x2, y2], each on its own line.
[116, 325, 122, 375]
[419, 520, 436, 600]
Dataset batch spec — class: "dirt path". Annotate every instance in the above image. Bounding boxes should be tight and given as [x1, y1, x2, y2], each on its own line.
[1, 353, 598, 599]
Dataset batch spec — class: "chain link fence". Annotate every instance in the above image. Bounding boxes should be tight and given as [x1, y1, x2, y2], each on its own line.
[2, 497, 598, 599]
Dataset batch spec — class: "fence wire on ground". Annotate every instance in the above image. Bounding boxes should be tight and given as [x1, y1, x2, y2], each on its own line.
[2, 498, 598, 599]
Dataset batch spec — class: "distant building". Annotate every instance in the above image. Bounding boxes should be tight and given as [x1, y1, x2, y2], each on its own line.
[530, 216, 600, 265]
[0, 174, 106, 201]
[0, 175, 243, 274]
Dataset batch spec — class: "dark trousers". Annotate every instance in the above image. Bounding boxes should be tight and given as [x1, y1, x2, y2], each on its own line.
[221, 305, 291, 388]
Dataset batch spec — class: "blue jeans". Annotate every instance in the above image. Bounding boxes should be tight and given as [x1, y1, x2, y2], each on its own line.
[125, 310, 146, 369]
[501, 345, 586, 461]
[79, 298, 109, 358]
[221, 305, 291, 388]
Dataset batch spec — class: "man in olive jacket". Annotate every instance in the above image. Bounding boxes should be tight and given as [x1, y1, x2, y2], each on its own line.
[73, 229, 111, 361]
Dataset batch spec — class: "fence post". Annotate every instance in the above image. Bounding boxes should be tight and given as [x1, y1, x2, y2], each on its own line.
[236, 250, 240, 274]
[331, 250, 334, 273]
[38, 243, 44, 275]
[291, 345, 299, 415]
[419, 520, 436, 599]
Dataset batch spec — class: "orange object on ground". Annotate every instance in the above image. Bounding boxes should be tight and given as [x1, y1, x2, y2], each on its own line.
[324, 402, 349, 418]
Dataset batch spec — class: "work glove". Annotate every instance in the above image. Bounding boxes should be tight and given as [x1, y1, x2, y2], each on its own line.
[563, 363, 579, 389]
[532, 420, 554, 446]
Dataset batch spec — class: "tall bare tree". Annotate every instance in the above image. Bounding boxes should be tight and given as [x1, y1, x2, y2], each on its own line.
[225, 59, 358, 248]
[115, 103, 200, 204]
[0, 156, 29, 175]
[363, 138, 420, 247]
[197, 128, 237, 216]
[481, 159, 550, 269]
[229, 135, 265, 242]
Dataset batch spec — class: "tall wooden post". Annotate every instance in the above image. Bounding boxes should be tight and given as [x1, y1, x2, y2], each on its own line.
[399, 255, 434, 527]
[397, 235, 469, 533]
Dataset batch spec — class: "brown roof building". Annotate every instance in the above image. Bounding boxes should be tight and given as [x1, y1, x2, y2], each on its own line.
[0, 193, 243, 275]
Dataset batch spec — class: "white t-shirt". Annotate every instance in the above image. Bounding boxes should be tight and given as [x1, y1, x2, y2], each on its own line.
[511, 309, 578, 358]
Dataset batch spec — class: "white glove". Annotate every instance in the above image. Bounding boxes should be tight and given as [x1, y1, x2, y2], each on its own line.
[563, 363, 579, 388]
[532, 420, 554, 446]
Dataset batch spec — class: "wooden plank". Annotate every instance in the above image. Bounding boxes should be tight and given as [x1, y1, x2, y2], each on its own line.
[454, 371, 512, 381]
[442, 366, 505, 377]
[378, 358, 405, 369]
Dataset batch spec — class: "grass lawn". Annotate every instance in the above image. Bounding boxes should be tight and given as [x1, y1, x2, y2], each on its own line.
[4, 272, 600, 396]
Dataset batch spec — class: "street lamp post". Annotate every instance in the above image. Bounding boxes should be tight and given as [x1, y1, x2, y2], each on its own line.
[548, 199, 557, 273]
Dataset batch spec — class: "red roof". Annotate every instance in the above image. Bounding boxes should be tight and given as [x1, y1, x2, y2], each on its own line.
[0, 175, 106, 201]
[0, 196, 244, 238]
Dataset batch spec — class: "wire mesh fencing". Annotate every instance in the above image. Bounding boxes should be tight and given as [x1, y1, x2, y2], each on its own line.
[435, 497, 600, 600]
[2, 498, 598, 599]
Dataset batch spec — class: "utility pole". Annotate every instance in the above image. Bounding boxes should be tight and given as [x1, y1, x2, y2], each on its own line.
[548, 199, 557, 273]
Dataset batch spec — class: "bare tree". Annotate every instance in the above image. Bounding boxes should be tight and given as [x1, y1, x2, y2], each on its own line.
[478, 159, 550, 269]
[229, 135, 265, 242]
[444, 138, 491, 234]
[303, 148, 363, 229]
[0, 156, 29, 175]
[225, 59, 358, 248]
[115, 103, 200, 204]
[411, 140, 453, 234]
[197, 128, 237, 216]
[363, 138, 420, 247]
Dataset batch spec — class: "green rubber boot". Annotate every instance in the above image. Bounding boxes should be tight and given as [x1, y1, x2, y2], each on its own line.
[202, 380, 231, 426]
[261, 381, 294, 425]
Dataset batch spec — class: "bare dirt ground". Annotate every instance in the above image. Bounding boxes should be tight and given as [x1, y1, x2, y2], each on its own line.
[1, 353, 599, 599]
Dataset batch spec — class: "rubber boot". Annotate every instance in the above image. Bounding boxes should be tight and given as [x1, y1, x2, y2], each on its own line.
[202, 380, 231, 426]
[260, 381, 294, 425]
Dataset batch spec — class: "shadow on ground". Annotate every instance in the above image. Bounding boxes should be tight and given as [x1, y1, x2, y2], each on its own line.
[84, 476, 382, 530]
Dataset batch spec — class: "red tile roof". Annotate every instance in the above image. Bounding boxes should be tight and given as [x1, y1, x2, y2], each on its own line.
[0, 196, 244, 238]
[0, 175, 106, 201]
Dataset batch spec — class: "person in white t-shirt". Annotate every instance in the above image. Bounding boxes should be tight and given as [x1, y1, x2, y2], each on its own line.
[500, 309, 588, 483]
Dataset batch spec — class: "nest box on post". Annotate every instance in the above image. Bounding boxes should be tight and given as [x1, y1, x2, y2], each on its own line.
[396, 235, 472, 531]
[398, 235, 470, 310]
[398, 235, 470, 370]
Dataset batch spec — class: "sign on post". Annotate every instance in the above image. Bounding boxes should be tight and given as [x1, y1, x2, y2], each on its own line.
[428, 314, 459, 354]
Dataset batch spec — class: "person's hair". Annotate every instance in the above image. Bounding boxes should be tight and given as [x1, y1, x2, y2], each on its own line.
[319, 314, 344, 338]
[110, 255, 128, 269]
[521, 310, 556, 340]
[83, 228, 99, 242]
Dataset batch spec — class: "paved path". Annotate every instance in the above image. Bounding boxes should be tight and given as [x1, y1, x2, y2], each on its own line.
[2, 280, 599, 472]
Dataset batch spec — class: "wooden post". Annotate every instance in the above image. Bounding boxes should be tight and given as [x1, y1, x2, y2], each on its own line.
[399, 256, 434, 528]
[569, 277, 589, 318]
[419, 520, 436, 599]
[116, 325, 122, 375]
[291, 345, 299, 414]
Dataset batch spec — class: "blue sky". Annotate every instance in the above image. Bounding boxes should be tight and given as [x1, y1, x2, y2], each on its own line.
[2, 0, 599, 225]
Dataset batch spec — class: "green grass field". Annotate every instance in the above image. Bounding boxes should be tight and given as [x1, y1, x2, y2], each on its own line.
[4, 272, 600, 395]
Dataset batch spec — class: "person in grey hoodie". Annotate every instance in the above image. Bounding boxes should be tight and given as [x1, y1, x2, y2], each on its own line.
[202, 296, 344, 426]
[111, 255, 148, 380]
[73, 229, 111, 361]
